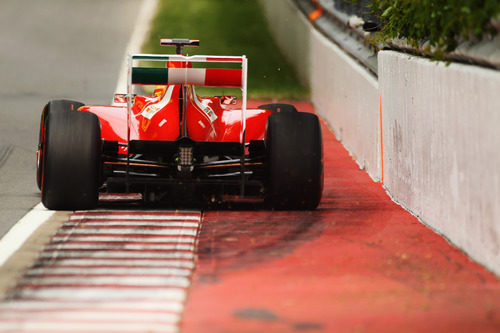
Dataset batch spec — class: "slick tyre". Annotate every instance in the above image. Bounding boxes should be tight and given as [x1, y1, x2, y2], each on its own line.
[41, 109, 101, 210]
[37, 100, 85, 190]
[258, 103, 298, 113]
[266, 112, 323, 209]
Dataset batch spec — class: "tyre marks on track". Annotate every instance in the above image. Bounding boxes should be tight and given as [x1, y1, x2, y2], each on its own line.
[0, 145, 14, 170]
[0, 210, 202, 332]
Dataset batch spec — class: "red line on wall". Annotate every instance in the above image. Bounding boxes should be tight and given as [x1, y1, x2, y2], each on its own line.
[379, 94, 384, 184]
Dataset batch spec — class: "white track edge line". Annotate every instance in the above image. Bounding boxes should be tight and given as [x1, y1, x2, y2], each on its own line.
[0, 203, 55, 267]
[113, 0, 159, 101]
[0, 0, 159, 268]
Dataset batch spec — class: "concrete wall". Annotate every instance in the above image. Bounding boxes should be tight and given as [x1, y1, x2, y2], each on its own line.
[258, 0, 311, 87]
[259, 0, 500, 275]
[310, 30, 380, 178]
[379, 51, 500, 274]
[258, 0, 381, 180]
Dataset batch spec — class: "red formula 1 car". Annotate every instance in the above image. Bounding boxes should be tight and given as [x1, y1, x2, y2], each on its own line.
[37, 39, 323, 210]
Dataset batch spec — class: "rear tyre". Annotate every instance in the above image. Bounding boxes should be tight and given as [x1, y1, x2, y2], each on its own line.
[37, 100, 85, 190]
[266, 112, 323, 209]
[41, 109, 101, 210]
[258, 103, 297, 113]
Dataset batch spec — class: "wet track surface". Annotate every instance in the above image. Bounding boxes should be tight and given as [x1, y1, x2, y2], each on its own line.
[1, 102, 499, 332]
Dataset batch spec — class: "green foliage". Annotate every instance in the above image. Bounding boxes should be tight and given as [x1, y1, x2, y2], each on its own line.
[368, 0, 500, 59]
[142, 0, 308, 99]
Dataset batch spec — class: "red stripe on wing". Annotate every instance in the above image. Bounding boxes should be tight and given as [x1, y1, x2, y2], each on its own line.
[204, 68, 242, 87]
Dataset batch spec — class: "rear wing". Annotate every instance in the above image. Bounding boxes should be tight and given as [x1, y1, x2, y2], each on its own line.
[132, 67, 243, 87]
[129, 54, 247, 85]
[130, 55, 246, 87]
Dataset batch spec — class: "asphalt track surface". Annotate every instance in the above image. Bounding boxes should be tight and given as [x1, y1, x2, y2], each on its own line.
[0, 0, 141, 237]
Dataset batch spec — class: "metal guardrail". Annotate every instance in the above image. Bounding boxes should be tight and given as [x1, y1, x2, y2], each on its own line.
[293, 0, 379, 76]
[321, 0, 378, 24]
[293, 0, 500, 73]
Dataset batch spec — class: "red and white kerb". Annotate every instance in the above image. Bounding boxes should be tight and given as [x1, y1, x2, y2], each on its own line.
[0, 210, 202, 333]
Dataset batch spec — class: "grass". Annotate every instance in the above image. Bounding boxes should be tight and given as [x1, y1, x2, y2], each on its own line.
[142, 0, 309, 99]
